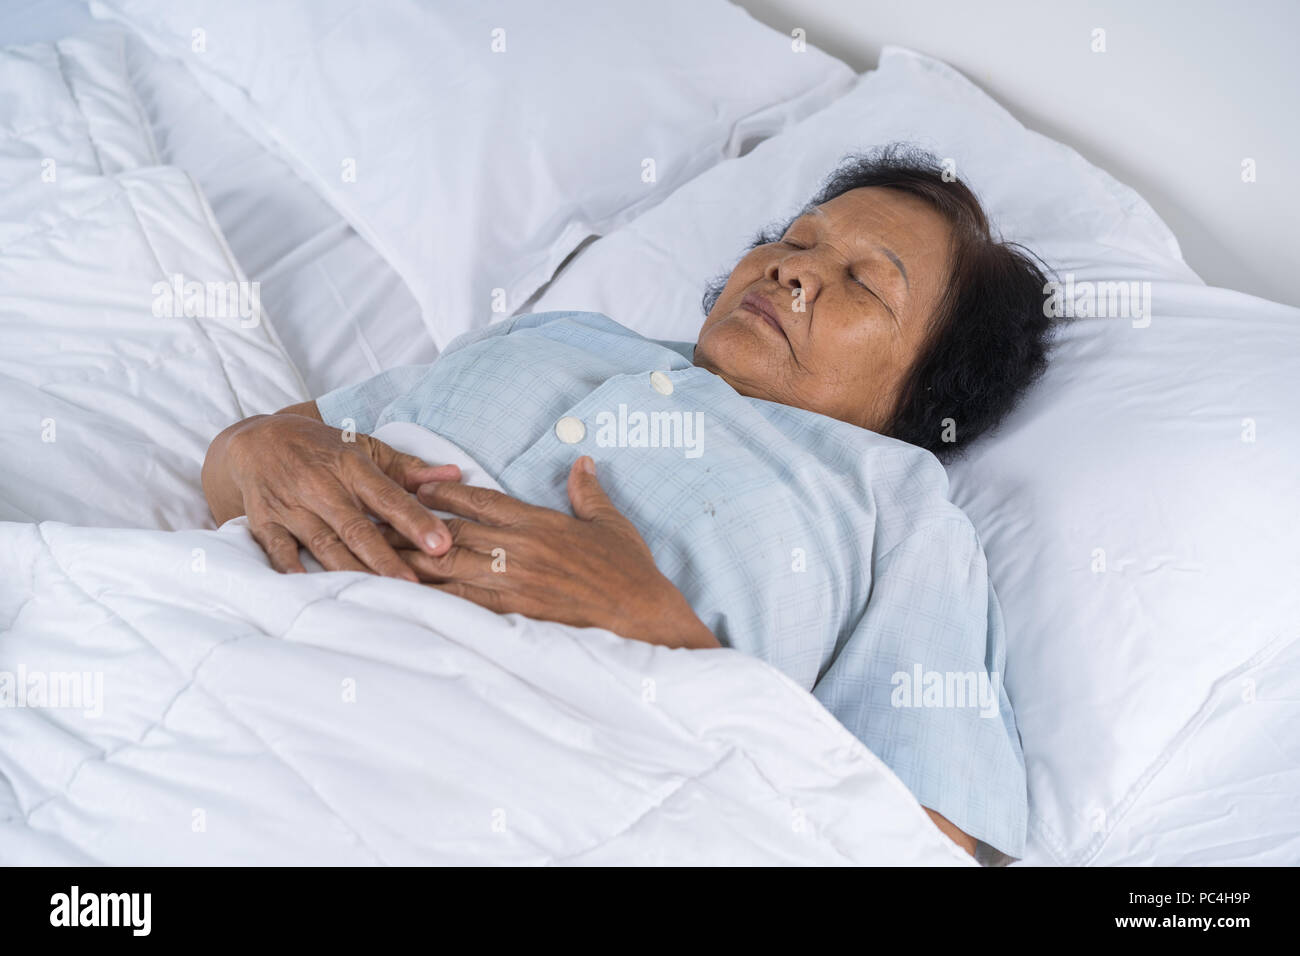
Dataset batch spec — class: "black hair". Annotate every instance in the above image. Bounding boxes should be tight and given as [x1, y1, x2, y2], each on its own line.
[702, 143, 1055, 462]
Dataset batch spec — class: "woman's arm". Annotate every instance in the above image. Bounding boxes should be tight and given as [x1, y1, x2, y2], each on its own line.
[201, 401, 461, 580]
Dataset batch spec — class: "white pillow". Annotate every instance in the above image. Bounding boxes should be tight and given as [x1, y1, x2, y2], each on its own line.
[89, 0, 854, 349]
[527, 47, 1300, 865]
[531, 47, 1199, 340]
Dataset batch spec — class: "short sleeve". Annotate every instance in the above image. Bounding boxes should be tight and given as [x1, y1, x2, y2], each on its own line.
[314, 317, 524, 433]
[811, 515, 1028, 861]
[315, 365, 432, 434]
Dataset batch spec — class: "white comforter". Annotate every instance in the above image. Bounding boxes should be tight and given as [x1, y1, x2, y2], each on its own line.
[0, 516, 968, 865]
[0, 27, 969, 866]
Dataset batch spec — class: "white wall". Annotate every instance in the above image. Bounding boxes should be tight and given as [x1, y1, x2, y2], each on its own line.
[736, 0, 1299, 307]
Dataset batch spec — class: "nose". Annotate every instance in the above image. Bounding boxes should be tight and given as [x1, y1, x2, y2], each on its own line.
[766, 249, 821, 310]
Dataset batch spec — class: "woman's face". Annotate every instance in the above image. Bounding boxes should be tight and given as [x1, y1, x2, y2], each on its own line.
[694, 186, 954, 432]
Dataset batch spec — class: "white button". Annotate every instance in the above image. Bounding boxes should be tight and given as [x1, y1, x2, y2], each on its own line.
[555, 416, 586, 444]
[649, 371, 674, 395]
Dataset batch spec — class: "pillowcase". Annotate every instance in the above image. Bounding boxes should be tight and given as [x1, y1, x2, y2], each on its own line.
[89, 0, 855, 349]
[530, 46, 1199, 341]
[527, 46, 1300, 865]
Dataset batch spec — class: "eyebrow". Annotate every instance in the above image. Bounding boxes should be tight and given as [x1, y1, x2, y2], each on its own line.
[879, 246, 909, 288]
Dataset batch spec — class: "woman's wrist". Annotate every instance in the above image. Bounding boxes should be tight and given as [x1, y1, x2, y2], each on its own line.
[202, 415, 269, 524]
[632, 582, 720, 649]
[203, 407, 327, 525]
[675, 615, 722, 649]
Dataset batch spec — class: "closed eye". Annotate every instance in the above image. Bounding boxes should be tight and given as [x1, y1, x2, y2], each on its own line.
[855, 273, 899, 323]
[850, 270, 896, 318]
[783, 239, 886, 303]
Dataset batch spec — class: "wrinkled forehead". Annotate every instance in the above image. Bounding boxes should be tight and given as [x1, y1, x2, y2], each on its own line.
[796, 187, 954, 291]
[799, 187, 951, 252]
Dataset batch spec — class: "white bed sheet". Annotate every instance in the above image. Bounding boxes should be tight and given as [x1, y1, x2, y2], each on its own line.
[0, 508, 972, 867]
[0, 1, 434, 398]
[0, 21, 311, 530]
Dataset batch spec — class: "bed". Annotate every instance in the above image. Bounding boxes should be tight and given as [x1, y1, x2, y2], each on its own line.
[1, 0, 1296, 866]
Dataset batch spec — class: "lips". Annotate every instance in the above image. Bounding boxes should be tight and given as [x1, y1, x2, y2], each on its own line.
[740, 291, 786, 339]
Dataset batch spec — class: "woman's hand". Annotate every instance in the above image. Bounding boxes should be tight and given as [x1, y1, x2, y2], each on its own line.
[201, 402, 460, 581]
[394, 456, 720, 649]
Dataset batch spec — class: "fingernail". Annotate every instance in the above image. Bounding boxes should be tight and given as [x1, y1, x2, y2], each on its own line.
[424, 531, 445, 552]
[580, 456, 595, 476]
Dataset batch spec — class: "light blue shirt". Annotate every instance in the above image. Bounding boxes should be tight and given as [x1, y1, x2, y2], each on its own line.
[317, 310, 1027, 860]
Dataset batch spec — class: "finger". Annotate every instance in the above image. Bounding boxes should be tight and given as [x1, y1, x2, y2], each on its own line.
[398, 544, 495, 582]
[397, 458, 463, 492]
[378, 523, 414, 549]
[428, 579, 510, 614]
[416, 481, 545, 527]
[381, 518, 515, 555]
[445, 517, 524, 554]
[368, 438, 462, 492]
[289, 512, 371, 575]
[251, 520, 306, 574]
[320, 503, 421, 582]
[402, 462, 462, 491]
[566, 456, 621, 523]
[351, 464, 453, 555]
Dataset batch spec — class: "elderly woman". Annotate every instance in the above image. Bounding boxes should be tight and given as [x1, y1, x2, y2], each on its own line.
[202, 145, 1053, 864]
